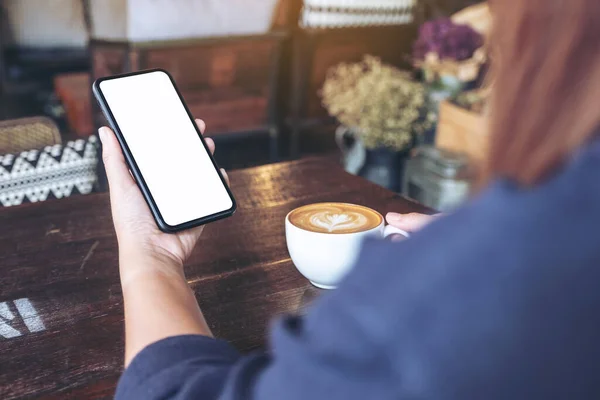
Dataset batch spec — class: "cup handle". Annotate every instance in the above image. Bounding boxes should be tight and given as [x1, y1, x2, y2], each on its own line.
[383, 225, 410, 240]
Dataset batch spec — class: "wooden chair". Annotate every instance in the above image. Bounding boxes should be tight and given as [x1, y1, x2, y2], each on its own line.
[288, 24, 420, 157]
[0, 116, 62, 155]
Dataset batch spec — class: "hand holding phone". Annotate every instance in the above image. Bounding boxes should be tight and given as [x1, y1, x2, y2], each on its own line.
[99, 119, 227, 282]
[93, 70, 236, 233]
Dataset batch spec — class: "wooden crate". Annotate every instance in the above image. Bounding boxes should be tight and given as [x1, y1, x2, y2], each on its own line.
[436, 100, 488, 162]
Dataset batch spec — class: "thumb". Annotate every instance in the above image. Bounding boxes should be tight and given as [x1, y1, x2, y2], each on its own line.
[386, 212, 437, 232]
[99, 127, 135, 193]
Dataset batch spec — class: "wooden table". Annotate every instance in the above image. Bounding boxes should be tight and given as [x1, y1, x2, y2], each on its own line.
[0, 157, 428, 399]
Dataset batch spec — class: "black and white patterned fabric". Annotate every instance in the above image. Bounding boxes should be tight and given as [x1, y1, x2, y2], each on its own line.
[301, 0, 415, 28]
[0, 136, 100, 207]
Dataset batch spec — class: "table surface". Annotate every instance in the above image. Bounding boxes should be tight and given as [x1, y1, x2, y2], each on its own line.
[0, 157, 428, 399]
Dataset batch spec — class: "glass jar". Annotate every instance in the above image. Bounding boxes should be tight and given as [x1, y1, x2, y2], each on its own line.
[403, 146, 473, 212]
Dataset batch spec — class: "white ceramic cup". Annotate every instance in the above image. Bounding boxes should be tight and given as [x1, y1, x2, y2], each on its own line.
[285, 207, 408, 289]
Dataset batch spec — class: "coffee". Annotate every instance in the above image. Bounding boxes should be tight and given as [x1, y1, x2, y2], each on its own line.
[288, 203, 383, 234]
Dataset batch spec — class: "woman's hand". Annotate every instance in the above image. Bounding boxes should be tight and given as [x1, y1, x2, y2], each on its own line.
[99, 119, 228, 284]
[386, 212, 439, 234]
[100, 119, 224, 362]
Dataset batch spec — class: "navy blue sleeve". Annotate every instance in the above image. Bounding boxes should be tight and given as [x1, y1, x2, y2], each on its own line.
[116, 149, 600, 400]
[115, 335, 243, 399]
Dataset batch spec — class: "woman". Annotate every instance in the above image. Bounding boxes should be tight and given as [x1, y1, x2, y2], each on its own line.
[103, 0, 600, 398]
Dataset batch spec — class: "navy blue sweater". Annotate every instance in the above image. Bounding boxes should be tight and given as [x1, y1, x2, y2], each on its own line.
[116, 140, 600, 399]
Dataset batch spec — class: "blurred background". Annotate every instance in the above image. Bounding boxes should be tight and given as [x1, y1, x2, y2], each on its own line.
[0, 0, 488, 211]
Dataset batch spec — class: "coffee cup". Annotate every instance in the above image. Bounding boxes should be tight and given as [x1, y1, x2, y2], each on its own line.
[285, 203, 408, 289]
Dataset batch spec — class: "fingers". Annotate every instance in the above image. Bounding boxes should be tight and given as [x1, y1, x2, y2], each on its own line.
[195, 119, 206, 134]
[220, 168, 230, 186]
[205, 138, 215, 155]
[195, 118, 226, 185]
[386, 212, 437, 232]
[196, 119, 215, 155]
[99, 127, 135, 192]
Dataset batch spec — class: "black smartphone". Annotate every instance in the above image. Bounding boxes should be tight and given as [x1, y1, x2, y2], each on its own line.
[93, 69, 236, 233]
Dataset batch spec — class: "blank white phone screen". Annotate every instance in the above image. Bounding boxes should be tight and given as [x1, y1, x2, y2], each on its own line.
[99, 71, 233, 227]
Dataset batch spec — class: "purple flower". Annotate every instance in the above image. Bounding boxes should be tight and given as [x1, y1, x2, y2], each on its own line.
[413, 18, 483, 62]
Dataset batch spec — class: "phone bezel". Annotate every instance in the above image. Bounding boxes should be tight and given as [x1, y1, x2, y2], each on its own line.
[93, 68, 237, 233]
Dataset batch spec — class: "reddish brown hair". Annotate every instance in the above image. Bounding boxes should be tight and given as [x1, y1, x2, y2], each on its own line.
[485, 0, 600, 185]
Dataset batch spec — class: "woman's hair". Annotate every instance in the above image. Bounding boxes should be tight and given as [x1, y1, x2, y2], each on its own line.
[485, 0, 600, 185]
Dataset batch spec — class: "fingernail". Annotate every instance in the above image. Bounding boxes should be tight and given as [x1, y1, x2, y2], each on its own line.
[387, 212, 401, 221]
[98, 127, 107, 142]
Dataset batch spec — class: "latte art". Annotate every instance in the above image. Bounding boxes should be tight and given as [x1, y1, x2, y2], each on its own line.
[288, 203, 382, 234]
[309, 212, 368, 233]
